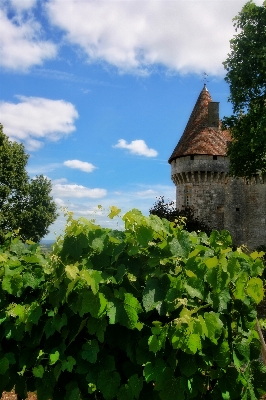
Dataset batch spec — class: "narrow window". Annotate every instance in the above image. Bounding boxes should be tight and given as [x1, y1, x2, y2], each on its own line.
[190, 155, 194, 160]
[184, 186, 192, 206]
[213, 155, 217, 160]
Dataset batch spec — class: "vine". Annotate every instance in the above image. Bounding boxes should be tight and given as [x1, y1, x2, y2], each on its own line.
[0, 209, 265, 399]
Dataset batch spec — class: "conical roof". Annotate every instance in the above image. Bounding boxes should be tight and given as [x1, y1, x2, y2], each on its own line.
[168, 85, 231, 163]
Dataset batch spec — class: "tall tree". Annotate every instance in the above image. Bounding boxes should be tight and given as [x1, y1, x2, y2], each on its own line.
[0, 124, 58, 242]
[223, 0, 266, 177]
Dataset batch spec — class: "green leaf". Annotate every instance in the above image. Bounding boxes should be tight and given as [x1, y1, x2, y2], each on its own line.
[28, 304, 42, 325]
[124, 292, 143, 329]
[184, 277, 204, 300]
[65, 381, 80, 400]
[178, 353, 197, 377]
[169, 232, 191, 258]
[81, 291, 107, 318]
[108, 206, 121, 219]
[234, 272, 248, 300]
[204, 312, 223, 344]
[2, 274, 23, 295]
[61, 233, 88, 260]
[246, 277, 263, 303]
[213, 341, 231, 367]
[91, 237, 104, 252]
[142, 278, 167, 312]
[80, 269, 102, 294]
[136, 225, 154, 247]
[156, 369, 185, 400]
[128, 374, 143, 398]
[33, 365, 44, 378]
[61, 356, 76, 372]
[87, 316, 107, 342]
[81, 340, 99, 363]
[65, 264, 79, 280]
[186, 333, 201, 354]
[205, 257, 218, 268]
[49, 351, 60, 365]
[0, 357, 9, 374]
[144, 359, 167, 383]
[97, 370, 121, 400]
[117, 375, 143, 400]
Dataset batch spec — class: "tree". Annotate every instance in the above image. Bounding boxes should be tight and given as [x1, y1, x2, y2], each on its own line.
[149, 196, 212, 235]
[0, 124, 58, 242]
[222, 0, 266, 178]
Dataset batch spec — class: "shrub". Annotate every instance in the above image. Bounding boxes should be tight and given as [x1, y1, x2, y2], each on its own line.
[0, 209, 265, 399]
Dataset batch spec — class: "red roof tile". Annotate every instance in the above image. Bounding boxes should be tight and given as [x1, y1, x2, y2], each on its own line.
[168, 85, 231, 163]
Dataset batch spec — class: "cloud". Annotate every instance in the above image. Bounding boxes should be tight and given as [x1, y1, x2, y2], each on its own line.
[114, 139, 158, 157]
[9, 0, 37, 12]
[52, 184, 107, 199]
[0, 7, 57, 71]
[136, 189, 158, 198]
[64, 160, 97, 173]
[44, 184, 176, 239]
[27, 163, 61, 175]
[0, 96, 78, 150]
[45, 0, 263, 76]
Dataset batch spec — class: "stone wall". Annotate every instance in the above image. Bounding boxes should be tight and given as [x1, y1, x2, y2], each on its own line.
[171, 155, 266, 249]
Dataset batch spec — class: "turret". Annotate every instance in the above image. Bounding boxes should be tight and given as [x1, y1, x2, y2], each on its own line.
[168, 85, 266, 249]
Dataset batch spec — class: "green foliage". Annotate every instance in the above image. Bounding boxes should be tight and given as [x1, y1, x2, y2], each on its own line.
[0, 209, 265, 399]
[0, 124, 58, 243]
[222, 1, 266, 177]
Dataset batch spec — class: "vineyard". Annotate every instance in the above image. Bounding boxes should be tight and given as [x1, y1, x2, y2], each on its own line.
[0, 208, 265, 399]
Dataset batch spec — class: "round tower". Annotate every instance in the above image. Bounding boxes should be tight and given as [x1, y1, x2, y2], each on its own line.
[169, 85, 266, 248]
[169, 85, 232, 231]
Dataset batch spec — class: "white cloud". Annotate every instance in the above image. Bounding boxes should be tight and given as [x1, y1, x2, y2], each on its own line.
[136, 189, 158, 198]
[27, 163, 62, 175]
[54, 198, 66, 207]
[0, 8, 57, 71]
[52, 184, 107, 199]
[64, 159, 97, 173]
[45, 0, 263, 76]
[114, 139, 158, 157]
[9, 0, 37, 12]
[0, 96, 78, 150]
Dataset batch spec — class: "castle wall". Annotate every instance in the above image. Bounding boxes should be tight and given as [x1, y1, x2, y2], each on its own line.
[171, 155, 266, 249]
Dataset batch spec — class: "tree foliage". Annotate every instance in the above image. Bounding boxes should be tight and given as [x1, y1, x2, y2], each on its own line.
[0, 209, 265, 399]
[223, 0, 266, 177]
[0, 124, 58, 243]
[149, 196, 212, 235]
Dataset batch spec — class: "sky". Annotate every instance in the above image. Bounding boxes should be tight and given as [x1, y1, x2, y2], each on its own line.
[0, 0, 263, 240]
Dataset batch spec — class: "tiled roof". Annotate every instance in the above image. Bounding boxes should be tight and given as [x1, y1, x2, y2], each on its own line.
[168, 85, 231, 163]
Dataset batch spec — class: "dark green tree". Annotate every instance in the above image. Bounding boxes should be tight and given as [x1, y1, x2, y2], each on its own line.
[223, 0, 266, 177]
[0, 124, 58, 243]
[149, 196, 212, 235]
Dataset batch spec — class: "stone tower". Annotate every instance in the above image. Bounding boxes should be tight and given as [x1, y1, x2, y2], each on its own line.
[169, 85, 266, 249]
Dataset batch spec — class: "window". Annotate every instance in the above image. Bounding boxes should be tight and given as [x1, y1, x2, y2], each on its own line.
[190, 155, 194, 160]
[213, 155, 217, 160]
[236, 208, 240, 212]
[184, 186, 192, 206]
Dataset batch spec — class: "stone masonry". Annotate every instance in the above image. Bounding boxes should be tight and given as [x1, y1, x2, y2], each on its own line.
[169, 85, 266, 249]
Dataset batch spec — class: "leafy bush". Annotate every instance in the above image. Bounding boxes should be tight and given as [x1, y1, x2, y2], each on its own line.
[0, 209, 265, 399]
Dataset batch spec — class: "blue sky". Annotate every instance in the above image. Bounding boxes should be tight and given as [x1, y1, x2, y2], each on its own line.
[0, 0, 263, 240]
